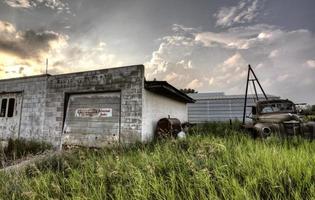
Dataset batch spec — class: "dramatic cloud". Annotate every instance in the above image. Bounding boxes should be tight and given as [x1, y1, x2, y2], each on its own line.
[0, 20, 16, 33]
[0, 20, 67, 77]
[1, 0, 314, 103]
[4, 0, 31, 8]
[0, 20, 122, 78]
[214, 0, 263, 28]
[186, 79, 203, 89]
[195, 24, 279, 49]
[4, 0, 71, 13]
[0, 20, 67, 59]
[145, 23, 315, 103]
[306, 60, 315, 68]
[50, 42, 124, 74]
[208, 52, 248, 93]
[145, 25, 204, 90]
[269, 49, 279, 58]
[0, 30, 66, 60]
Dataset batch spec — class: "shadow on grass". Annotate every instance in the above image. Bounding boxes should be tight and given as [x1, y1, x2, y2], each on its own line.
[1, 138, 52, 168]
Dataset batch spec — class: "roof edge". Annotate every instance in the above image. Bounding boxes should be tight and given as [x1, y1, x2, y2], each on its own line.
[145, 81, 195, 103]
[0, 74, 51, 82]
[0, 64, 144, 82]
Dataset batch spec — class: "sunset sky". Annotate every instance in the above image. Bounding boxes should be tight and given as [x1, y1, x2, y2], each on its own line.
[0, 0, 314, 103]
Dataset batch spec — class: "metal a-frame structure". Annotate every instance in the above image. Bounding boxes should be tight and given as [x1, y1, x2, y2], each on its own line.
[242, 65, 268, 125]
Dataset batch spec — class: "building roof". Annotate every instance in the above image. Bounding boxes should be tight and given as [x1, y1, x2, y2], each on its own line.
[0, 65, 144, 82]
[188, 92, 279, 100]
[145, 81, 195, 103]
[0, 74, 51, 82]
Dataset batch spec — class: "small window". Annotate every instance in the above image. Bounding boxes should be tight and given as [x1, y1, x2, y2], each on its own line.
[0, 99, 7, 117]
[7, 98, 15, 117]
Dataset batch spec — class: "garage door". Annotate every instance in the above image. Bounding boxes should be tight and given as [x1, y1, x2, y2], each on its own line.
[63, 92, 121, 147]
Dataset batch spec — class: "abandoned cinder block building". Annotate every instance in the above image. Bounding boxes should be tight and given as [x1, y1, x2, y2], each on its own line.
[0, 65, 194, 147]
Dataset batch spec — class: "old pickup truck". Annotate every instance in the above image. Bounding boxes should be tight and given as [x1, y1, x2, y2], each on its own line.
[246, 99, 315, 138]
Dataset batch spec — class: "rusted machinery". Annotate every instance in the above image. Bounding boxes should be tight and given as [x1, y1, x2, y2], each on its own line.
[243, 65, 315, 138]
[155, 118, 182, 139]
[246, 99, 315, 138]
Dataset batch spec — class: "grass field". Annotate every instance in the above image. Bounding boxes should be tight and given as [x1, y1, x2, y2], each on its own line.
[305, 115, 315, 122]
[0, 139, 52, 168]
[1, 122, 315, 200]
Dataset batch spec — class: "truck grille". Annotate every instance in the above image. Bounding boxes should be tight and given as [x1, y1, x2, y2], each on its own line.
[283, 122, 301, 135]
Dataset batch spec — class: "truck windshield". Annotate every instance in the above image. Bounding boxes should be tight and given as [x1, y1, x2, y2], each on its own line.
[259, 102, 295, 114]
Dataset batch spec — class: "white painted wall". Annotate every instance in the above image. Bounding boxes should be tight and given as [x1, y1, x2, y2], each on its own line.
[142, 89, 188, 142]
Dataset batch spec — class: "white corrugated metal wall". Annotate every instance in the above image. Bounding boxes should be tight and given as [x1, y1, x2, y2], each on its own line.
[188, 93, 279, 123]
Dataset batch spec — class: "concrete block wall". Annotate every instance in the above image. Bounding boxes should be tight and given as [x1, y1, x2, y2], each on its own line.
[0, 65, 146, 146]
[0, 75, 48, 141]
[44, 65, 144, 146]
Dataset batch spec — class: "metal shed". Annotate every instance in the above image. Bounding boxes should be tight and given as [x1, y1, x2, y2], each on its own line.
[188, 93, 279, 123]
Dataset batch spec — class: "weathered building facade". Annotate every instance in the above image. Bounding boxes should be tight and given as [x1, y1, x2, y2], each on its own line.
[0, 65, 193, 147]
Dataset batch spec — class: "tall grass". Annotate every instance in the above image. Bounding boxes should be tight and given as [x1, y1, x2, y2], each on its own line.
[0, 123, 315, 200]
[0, 139, 52, 168]
[304, 115, 315, 122]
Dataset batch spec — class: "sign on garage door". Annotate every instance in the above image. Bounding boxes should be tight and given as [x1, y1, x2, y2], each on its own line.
[62, 92, 121, 147]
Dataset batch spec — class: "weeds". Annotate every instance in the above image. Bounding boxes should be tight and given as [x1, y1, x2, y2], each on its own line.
[0, 123, 315, 199]
[0, 138, 52, 168]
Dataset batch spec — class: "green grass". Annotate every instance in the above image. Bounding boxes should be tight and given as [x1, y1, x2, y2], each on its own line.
[1, 123, 315, 200]
[305, 115, 315, 122]
[0, 138, 53, 168]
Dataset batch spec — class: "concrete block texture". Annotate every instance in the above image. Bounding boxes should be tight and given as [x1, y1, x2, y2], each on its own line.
[0, 65, 144, 147]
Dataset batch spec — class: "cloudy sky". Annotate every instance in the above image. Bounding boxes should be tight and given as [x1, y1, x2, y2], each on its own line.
[0, 0, 314, 103]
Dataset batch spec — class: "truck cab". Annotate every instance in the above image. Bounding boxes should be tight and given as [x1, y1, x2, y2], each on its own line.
[248, 99, 315, 138]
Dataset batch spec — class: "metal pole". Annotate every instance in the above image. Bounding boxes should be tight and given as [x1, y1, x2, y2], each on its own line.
[249, 65, 268, 100]
[251, 80, 259, 101]
[242, 65, 251, 125]
[46, 58, 48, 74]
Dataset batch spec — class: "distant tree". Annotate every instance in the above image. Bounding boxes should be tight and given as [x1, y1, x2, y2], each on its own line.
[180, 88, 198, 94]
[299, 104, 315, 115]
